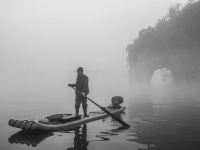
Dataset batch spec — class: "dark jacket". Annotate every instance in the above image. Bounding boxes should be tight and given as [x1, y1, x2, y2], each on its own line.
[71, 74, 89, 95]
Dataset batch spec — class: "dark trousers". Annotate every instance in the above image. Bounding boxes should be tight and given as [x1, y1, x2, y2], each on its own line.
[75, 94, 87, 115]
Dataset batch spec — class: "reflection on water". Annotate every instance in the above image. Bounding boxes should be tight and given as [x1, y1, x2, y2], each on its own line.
[67, 124, 88, 150]
[128, 86, 200, 150]
[8, 126, 89, 149]
[8, 130, 54, 147]
[8, 126, 90, 149]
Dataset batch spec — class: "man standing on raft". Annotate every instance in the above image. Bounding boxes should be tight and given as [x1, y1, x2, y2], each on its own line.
[68, 67, 89, 117]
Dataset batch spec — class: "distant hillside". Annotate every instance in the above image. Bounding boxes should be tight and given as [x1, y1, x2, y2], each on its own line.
[127, 0, 200, 84]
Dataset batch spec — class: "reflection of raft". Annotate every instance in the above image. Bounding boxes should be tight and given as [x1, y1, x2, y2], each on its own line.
[8, 130, 53, 147]
[8, 106, 125, 131]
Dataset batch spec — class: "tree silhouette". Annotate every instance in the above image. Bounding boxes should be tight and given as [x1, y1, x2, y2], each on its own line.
[127, 0, 200, 83]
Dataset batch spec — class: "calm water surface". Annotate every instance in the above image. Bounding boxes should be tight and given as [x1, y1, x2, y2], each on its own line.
[1, 86, 200, 150]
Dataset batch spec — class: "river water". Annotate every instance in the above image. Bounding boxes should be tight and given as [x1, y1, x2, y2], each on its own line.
[1, 84, 200, 150]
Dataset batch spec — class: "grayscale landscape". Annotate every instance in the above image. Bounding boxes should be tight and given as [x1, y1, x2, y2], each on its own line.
[1, 0, 200, 150]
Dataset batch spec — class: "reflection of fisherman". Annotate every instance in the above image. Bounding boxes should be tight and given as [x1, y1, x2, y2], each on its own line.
[67, 124, 88, 150]
[68, 67, 89, 117]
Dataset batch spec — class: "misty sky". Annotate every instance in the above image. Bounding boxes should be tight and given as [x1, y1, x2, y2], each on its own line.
[0, 0, 188, 103]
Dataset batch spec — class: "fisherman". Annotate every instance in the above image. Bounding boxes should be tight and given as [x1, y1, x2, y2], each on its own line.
[68, 67, 89, 117]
